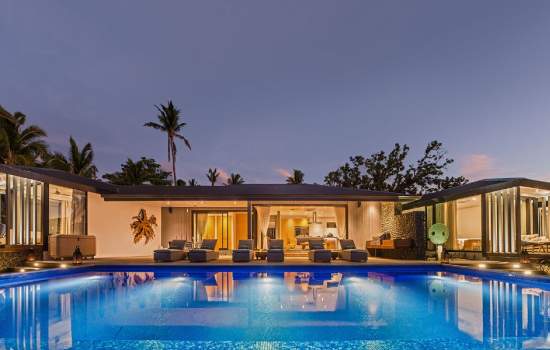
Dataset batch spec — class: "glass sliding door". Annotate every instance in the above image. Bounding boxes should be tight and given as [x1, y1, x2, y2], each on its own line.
[193, 211, 248, 250]
[49, 185, 87, 236]
[6, 174, 43, 245]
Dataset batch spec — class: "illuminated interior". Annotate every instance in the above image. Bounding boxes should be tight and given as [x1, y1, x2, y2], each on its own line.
[193, 211, 248, 250]
[49, 184, 87, 236]
[254, 205, 346, 249]
[435, 195, 482, 251]
[0, 173, 6, 247]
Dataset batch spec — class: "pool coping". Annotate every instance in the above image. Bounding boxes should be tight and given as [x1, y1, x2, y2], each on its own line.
[2, 262, 550, 288]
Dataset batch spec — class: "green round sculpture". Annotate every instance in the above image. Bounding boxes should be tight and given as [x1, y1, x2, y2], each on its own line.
[428, 223, 449, 245]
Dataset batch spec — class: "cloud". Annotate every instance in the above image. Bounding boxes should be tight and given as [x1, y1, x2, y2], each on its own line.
[275, 168, 291, 179]
[460, 154, 496, 180]
[218, 169, 229, 184]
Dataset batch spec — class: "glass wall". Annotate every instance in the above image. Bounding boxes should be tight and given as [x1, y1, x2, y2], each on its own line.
[254, 204, 346, 249]
[434, 195, 482, 251]
[6, 174, 44, 245]
[486, 188, 518, 254]
[49, 185, 87, 236]
[0, 173, 7, 246]
[519, 186, 550, 254]
[192, 211, 248, 250]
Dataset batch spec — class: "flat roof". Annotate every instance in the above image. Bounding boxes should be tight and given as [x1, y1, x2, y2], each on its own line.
[403, 177, 550, 210]
[0, 165, 405, 202]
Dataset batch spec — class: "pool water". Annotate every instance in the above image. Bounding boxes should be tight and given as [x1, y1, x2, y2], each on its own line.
[0, 266, 549, 349]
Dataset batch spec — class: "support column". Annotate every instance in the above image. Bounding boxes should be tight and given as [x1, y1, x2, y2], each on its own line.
[247, 201, 252, 240]
[42, 184, 49, 254]
[481, 194, 487, 256]
[515, 187, 521, 254]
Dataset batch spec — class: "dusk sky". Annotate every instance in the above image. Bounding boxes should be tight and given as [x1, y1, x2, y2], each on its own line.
[2, 1, 550, 184]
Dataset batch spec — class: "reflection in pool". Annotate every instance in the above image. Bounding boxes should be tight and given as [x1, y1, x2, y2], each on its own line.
[0, 269, 549, 349]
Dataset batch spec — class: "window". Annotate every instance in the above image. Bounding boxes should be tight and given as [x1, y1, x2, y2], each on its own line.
[6, 174, 43, 245]
[49, 185, 87, 236]
[435, 195, 482, 251]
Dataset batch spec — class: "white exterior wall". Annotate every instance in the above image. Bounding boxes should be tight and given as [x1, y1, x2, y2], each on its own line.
[87, 192, 162, 258]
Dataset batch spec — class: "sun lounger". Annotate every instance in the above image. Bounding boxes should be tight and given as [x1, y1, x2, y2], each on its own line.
[308, 238, 331, 263]
[188, 239, 219, 262]
[267, 239, 284, 262]
[153, 239, 187, 262]
[339, 239, 368, 262]
[232, 239, 254, 262]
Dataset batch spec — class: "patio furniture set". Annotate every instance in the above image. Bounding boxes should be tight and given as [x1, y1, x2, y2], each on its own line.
[153, 238, 368, 263]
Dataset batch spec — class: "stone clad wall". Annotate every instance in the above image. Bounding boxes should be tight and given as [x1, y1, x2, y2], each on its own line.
[380, 203, 426, 258]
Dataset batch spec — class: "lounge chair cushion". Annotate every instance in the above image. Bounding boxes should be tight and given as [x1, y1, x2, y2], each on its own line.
[188, 249, 219, 262]
[238, 239, 254, 250]
[169, 240, 187, 250]
[268, 239, 284, 250]
[200, 239, 218, 250]
[309, 238, 325, 250]
[232, 249, 254, 262]
[154, 249, 186, 262]
[267, 250, 284, 262]
[309, 249, 331, 263]
[339, 249, 368, 262]
[339, 239, 356, 250]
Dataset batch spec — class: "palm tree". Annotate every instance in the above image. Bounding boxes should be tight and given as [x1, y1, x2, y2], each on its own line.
[0, 105, 48, 165]
[286, 169, 305, 184]
[102, 157, 171, 185]
[45, 137, 98, 178]
[188, 178, 199, 186]
[226, 173, 245, 185]
[176, 179, 186, 186]
[144, 101, 191, 186]
[206, 168, 220, 186]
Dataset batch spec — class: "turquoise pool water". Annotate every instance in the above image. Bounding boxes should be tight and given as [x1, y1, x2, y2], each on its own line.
[0, 266, 549, 349]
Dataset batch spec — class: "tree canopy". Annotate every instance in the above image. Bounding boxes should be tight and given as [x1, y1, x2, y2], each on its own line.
[44, 136, 98, 178]
[0, 105, 48, 165]
[286, 169, 305, 184]
[102, 157, 171, 185]
[324, 141, 467, 194]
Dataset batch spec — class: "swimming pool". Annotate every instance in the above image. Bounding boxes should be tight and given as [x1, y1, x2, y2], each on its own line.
[0, 264, 548, 349]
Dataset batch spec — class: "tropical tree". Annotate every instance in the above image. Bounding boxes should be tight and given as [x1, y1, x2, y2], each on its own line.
[286, 169, 304, 184]
[187, 178, 199, 186]
[144, 101, 191, 186]
[324, 140, 468, 194]
[206, 168, 220, 186]
[44, 137, 98, 178]
[0, 105, 48, 165]
[102, 157, 171, 185]
[226, 173, 245, 185]
[176, 179, 187, 186]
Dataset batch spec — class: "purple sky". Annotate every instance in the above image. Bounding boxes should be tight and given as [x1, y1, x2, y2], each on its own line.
[2, 1, 550, 184]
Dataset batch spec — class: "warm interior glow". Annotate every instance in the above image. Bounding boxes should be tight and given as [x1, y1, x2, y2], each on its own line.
[478, 263, 487, 268]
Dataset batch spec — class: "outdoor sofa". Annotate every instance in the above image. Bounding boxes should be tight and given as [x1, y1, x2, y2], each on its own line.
[153, 239, 187, 262]
[339, 239, 368, 262]
[232, 239, 254, 262]
[267, 239, 284, 262]
[308, 238, 332, 263]
[188, 239, 219, 262]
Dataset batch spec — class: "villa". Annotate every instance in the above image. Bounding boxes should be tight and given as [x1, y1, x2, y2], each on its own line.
[1, 164, 550, 266]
